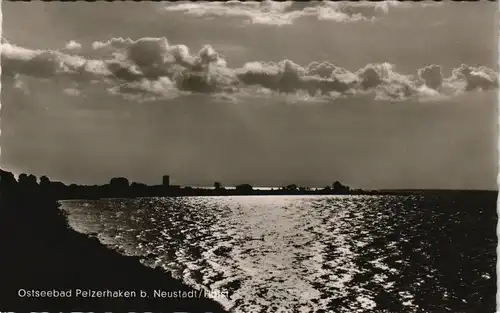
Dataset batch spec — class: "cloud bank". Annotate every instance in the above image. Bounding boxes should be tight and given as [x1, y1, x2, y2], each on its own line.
[2, 37, 497, 103]
[163, 1, 435, 26]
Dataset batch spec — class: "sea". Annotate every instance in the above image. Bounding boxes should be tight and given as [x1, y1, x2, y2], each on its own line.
[60, 193, 497, 313]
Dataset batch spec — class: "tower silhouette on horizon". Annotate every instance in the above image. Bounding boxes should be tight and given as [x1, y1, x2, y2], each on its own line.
[162, 175, 170, 187]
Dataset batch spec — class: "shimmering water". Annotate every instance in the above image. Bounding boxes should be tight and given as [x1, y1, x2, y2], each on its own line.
[61, 194, 496, 313]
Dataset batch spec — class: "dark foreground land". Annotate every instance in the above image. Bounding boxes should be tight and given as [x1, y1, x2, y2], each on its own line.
[0, 169, 227, 312]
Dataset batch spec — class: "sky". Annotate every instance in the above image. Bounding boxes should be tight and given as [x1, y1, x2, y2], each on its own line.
[1, 1, 498, 190]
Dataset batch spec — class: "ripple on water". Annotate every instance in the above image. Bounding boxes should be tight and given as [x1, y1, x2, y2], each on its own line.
[60, 194, 496, 313]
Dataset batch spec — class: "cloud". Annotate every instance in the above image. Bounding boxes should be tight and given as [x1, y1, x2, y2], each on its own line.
[1, 43, 113, 82]
[2, 44, 58, 78]
[163, 1, 433, 26]
[92, 37, 228, 77]
[418, 64, 443, 90]
[107, 76, 180, 102]
[235, 59, 355, 96]
[354, 63, 418, 100]
[1, 37, 496, 103]
[449, 64, 498, 91]
[64, 40, 82, 51]
[234, 60, 422, 101]
[163, 1, 301, 26]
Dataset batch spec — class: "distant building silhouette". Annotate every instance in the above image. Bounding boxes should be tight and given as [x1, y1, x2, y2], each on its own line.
[163, 175, 170, 187]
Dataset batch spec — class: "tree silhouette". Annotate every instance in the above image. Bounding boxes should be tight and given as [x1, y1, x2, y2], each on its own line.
[18, 173, 28, 184]
[0, 169, 17, 188]
[235, 184, 253, 193]
[18, 173, 38, 189]
[332, 181, 350, 193]
[110, 177, 130, 189]
[40, 175, 51, 186]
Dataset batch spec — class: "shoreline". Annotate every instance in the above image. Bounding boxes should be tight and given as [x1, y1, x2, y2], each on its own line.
[0, 181, 228, 312]
[58, 188, 498, 202]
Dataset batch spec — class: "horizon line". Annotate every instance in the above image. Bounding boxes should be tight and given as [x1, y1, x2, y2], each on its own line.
[2, 168, 497, 193]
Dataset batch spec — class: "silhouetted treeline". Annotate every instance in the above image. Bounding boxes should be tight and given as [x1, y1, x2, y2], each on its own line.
[3, 169, 495, 202]
[1, 170, 363, 200]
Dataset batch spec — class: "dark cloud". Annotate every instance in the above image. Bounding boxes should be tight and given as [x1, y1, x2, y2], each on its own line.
[357, 65, 384, 89]
[358, 64, 415, 100]
[91, 37, 233, 95]
[418, 64, 443, 90]
[127, 37, 169, 67]
[106, 61, 144, 82]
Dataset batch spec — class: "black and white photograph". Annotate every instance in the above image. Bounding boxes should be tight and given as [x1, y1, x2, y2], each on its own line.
[0, 1, 497, 312]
